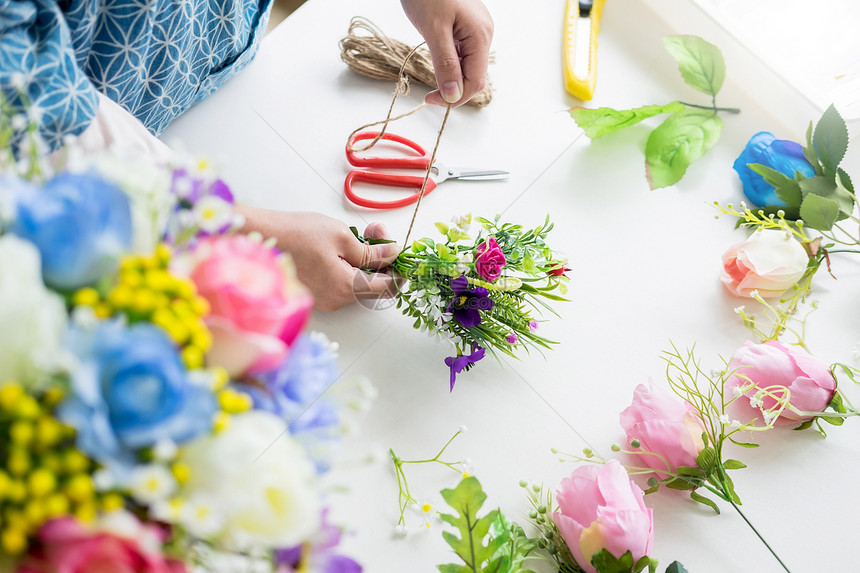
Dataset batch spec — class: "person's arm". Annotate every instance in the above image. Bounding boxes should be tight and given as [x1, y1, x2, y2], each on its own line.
[400, 0, 494, 107]
[235, 206, 401, 312]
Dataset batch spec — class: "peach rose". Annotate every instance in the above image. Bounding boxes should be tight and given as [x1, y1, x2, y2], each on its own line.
[720, 229, 808, 298]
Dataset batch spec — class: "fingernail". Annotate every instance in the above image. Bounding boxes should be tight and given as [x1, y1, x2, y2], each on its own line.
[440, 82, 461, 103]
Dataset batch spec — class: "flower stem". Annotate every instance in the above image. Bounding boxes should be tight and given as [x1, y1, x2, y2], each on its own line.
[726, 497, 791, 572]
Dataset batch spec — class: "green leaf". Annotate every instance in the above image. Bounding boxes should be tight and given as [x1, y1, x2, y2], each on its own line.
[695, 447, 717, 474]
[728, 437, 759, 448]
[689, 490, 720, 514]
[792, 420, 815, 431]
[592, 549, 637, 573]
[799, 192, 840, 231]
[748, 163, 802, 207]
[820, 415, 845, 427]
[812, 104, 848, 175]
[645, 110, 723, 189]
[437, 477, 508, 573]
[571, 102, 685, 138]
[837, 167, 855, 194]
[722, 459, 747, 470]
[722, 473, 742, 504]
[665, 561, 690, 573]
[799, 175, 854, 216]
[662, 35, 726, 96]
[828, 390, 848, 414]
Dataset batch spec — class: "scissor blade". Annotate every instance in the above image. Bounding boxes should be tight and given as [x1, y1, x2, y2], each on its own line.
[447, 168, 510, 181]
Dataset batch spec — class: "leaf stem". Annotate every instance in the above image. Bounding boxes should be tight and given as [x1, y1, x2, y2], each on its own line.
[679, 101, 741, 114]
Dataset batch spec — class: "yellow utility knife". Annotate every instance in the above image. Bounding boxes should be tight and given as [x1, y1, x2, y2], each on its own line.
[563, 0, 606, 100]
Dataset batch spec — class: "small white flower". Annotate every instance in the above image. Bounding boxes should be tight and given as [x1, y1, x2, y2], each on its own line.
[92, 468, 117, 492]
[150, 498, 184, 523]
[129, 464, 177, 505]
[180, 494, 225, 538]
[733, 306, 745, 314]
[732, 386, 743, 398]
[173, 175, 194, 198]
[152, 438, 178, 461]
[730, 420, 741, 430]
[193, 196, 234, 234]
[10, 114, 27, 131]
[393, 524, 408, 538]
[10, 72, 26, 89]
[762, 411, 777, 426]
[458, 424, 468, 433]
[177, 208, 196, 229]
[718, 414, 730, 425]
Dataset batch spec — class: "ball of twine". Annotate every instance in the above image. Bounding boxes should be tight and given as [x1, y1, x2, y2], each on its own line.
[339, 16, 493, 108]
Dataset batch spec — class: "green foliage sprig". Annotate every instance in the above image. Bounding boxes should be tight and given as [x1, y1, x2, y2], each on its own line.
[746, 105, 855, 232]
[571, 35, 739, 189]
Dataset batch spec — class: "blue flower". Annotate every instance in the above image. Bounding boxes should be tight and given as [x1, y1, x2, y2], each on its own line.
[445, 346, 485, 391]
[446, 275, 494, 328]
[243, 333, 342, 472]
[733, 132, 815, 207]
[11, 171, 132, 290]
[58, 321, 216, 471]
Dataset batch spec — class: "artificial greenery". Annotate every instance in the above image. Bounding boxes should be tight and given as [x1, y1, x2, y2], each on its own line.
[746, 105, 854, 232]
[571, 35, 739, 189]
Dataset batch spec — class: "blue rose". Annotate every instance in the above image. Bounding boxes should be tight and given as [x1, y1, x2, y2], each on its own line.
[58, 321, 216, 470]
[733, 131, 816, 207]
[11, 171, 132, 290]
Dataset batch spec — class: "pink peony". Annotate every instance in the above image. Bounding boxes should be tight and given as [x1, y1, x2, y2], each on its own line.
[620, 381, 706, 474]
[18, 515, 185, 573]
[720, 229, 808, 298]
[474, 237, 506, 282]
[726, 340, 836, 425]
[552, 460, 653, 573]
[188, 235, 313, 377]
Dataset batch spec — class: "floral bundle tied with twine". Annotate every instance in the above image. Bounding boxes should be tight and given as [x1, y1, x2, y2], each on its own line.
[339, 16, 494, 108]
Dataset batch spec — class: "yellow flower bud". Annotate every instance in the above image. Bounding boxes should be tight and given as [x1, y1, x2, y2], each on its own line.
[119, 255, 140, 273]
[0, 382, 24, 412]
[191, 296, 210, 316]
[155, 244, 172, 264]
[62, 450, 91, 475]
[145, 269, 171, 291]
[107, 284, 134, 308]
[100, 493, 125, 512]
[0, 471, 10, 499]
[64, 474, 94, 503]
[182, 346, 204, 370]
[131, 289, 157, 313]
[172, 279, 194, 299]
[93, 302, 112, 319]
[44, 493, 70, 518]
[190, 326, 212, 351]
[7, 450, 30, 476]
[171, 462, 191, 485]
[42, 386, 65, 407]
[73, 501, 97, 523]
[23, 500, 45, 528]
[9, 420, 34, 445]
[27, 468, 57, 498]
[72, 287, 100, 307]
[166, 321, 190, 345]
[7, 481, 27, 503]
[41, 453, 63, 474]
[14, 395, 40, 420]
[36, 416, 63, 448]
[211, 367, 229, 391]
[1, 527, 28, 555]
[153, 293, 171, 309]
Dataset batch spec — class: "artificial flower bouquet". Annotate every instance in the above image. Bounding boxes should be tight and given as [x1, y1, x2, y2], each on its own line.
[391, 215, 568, 389]
[0, 123, 369, 571]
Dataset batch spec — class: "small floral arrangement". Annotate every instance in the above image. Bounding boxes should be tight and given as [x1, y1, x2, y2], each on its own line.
[391, 215, 568, 389]
[0, 114, 371, 571]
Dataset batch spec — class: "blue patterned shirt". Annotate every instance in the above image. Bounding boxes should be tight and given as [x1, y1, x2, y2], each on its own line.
[0, 0, 271, 151]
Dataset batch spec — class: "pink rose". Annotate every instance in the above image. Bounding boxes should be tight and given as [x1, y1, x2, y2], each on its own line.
[720, 229, 808, 298]
[18, 515, 185, 573]
[474, 237, 506, 282]
[188, 235, 313, 377]
[620, 381, 706, 474]
[726, 340, 836, 425]
[552, 460, 653, 573]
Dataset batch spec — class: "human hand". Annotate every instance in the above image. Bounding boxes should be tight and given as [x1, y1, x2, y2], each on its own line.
[400, 0, 493, 107]
[236, 206, 400, 312]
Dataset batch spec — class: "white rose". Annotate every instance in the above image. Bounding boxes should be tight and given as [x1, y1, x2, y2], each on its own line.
[720, 229, 809, 298]
[177, 411, 320, 550]
[0, 235, 69, 387]
[86, 153, 175, 254]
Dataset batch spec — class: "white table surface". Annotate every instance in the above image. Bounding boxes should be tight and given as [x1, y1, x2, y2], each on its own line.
[164, 1, 860, 571]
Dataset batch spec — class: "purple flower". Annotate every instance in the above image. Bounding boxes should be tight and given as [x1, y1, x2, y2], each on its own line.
[276, 508, 362, 573]
[446, 275, 494, 328]
[506, 332, 518, 344]
[528, 320, 539, 333]
[444, 346, 485, 391]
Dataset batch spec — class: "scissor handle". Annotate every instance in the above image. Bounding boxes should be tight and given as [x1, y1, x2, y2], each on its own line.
[344, 170, 438, 209]
[346, 131, 432, 169]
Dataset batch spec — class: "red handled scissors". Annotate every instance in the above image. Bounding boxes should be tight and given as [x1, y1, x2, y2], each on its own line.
[344, 131, 509, 209]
